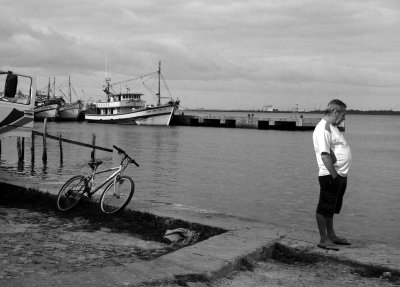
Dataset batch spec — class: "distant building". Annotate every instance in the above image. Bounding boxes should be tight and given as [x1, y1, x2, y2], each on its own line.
[263, 105, 277, 112]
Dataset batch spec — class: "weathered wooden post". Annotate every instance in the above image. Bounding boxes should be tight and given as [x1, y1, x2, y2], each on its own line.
[21, 137, 25, 159]
[0, 139, 2, 156]
[42, 118, 47, 163]
[59, 133, 63, 163]
[31, 131, 35, 164]
[90, 134, 96, 162]
[17, 137, 23, 162]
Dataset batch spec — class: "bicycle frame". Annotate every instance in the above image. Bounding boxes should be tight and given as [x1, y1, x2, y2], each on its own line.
[85, 155, 131, 198]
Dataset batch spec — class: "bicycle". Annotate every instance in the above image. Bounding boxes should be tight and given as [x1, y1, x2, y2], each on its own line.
[56, 145, 139, 214]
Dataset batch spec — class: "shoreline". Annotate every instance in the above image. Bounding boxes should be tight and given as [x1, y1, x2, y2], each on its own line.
[1, 176, 399, 286]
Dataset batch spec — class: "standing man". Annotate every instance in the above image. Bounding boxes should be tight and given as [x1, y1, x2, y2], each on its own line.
[313, 99, 352, 251]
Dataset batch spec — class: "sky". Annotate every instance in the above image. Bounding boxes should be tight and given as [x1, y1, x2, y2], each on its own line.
[1, 0, 399, 111]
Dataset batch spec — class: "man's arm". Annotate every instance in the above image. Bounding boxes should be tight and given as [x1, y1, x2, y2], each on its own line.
[321, 152, 338, 179]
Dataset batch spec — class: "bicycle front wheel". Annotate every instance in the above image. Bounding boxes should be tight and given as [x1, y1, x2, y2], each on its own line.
[56, 175, 87, 211]
[99, 175, 134, 214]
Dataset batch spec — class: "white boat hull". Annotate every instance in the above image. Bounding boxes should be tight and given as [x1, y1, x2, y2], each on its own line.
[85, 104, 177, 126]
[0, 71, 35, 138]
[0, 105, 34, 139]
[34, 104, 59, 121]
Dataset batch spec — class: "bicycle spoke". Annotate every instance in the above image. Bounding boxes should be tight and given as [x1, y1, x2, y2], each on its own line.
[100, 176, 134, 214]
[56, 176, 87, 211]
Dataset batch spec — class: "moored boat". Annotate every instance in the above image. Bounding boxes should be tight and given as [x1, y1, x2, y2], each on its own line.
[85, 62, 179, 126]
[34, 103, 59, 121]
[33, 98, 59, 121]
[58, 102, 83, 121]
[57, 77, 84, 121]
[0, 71, 35, 138]
[33, 78, 59, 121]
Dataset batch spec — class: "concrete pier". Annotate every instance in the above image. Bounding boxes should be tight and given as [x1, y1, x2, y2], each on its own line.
[172, 113, 323, 131]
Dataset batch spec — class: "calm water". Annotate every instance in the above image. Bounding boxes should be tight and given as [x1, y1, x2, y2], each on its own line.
[1, 113, 399, 248]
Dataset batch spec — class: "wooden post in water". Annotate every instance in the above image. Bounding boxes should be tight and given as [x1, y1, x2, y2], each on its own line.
[59, 133, 63, 163]
[31, 131, 35, 165]
[90, 134, 96, 162]
[0, 139, 2, 157]
[22, 137, 25, 159]
[42, 118, 47, 163]
[17, 137, 23, 162]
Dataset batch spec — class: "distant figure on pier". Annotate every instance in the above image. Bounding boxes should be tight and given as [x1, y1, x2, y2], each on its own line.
[312, 99, 352, 251]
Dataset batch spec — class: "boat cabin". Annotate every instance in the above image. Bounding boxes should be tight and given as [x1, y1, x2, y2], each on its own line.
[94, 92, 146, 115]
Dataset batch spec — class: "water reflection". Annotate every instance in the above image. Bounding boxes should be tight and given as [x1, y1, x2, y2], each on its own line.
[1, 118, 400, 249]
[41, 163, 48, 178]
[17, 159, 24, 172]
[30, 162, 35, 176]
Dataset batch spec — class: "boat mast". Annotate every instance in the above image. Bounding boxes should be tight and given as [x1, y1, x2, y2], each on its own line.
[104, 52, 111, 102]
[157, 61, 161, 106]
[68, 76, 71, 103]
[47, 78, 51, 100]
[104, 78, 111, 102]
[53, 77, 56, 98]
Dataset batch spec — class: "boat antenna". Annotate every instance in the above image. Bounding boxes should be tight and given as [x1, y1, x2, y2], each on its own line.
[105, 50, 109, 79]
[157, 61, 161, 106]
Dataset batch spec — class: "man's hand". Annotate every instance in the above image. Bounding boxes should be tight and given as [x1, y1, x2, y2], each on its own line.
[321, 152, 338, 179]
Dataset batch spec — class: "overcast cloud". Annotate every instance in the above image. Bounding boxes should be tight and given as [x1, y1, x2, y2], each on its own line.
[1, 0, 399, 110]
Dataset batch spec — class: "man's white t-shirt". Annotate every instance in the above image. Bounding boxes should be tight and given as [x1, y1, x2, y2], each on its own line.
[313, 119, 352, 177]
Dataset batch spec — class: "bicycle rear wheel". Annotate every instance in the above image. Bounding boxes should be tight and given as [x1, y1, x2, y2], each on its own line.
[99, 175, 134, 214]
[56, 175, 87, 211]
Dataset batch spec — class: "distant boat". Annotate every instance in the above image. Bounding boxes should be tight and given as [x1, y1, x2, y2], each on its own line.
[34, 93, 59, 122]
[58, 101, 83, 121]
[33, 100, 59, 121]
[85, 62, 179, 126]
[33, 78, 59, 121]
[57, 77, 84, 121]
[34, 76, 84, 121]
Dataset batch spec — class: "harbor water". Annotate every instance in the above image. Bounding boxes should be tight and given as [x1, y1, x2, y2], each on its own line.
[0, 113, 399, 248]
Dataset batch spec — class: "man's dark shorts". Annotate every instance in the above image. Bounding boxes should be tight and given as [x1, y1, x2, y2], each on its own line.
[316, 175, 347, 217]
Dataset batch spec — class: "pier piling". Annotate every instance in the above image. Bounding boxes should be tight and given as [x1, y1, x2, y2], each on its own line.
[17, 137, 24, 162]
[91, 134, 96, 162]
[59, 134, 63, 163]
[42, 118, 47, 163]
[25, 127, 112, 168]
[31, 131, 35, 165]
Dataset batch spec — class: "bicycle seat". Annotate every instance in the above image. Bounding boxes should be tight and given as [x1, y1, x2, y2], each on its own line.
[88, 160, 103, 169]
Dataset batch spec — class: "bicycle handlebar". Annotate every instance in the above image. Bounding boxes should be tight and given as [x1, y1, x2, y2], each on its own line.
[113, 145, 139, 167]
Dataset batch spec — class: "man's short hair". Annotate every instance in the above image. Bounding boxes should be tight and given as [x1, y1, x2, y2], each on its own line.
[326, 99, 347, 114]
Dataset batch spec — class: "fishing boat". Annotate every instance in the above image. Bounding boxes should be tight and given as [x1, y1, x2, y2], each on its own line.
[33, 78, 59, 121]
[58, 101, 82, 121]
[0, 71, 35, 138]
[33, 95, 59, 121]
[85, 62, 179, 126]
[57, 77, 84, 121]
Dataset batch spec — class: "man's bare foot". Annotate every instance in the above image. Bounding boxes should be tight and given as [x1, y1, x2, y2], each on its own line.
[331, 237, 351, 245]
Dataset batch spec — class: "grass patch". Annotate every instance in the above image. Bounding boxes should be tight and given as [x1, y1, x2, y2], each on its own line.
[0, 182, 226, 244]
